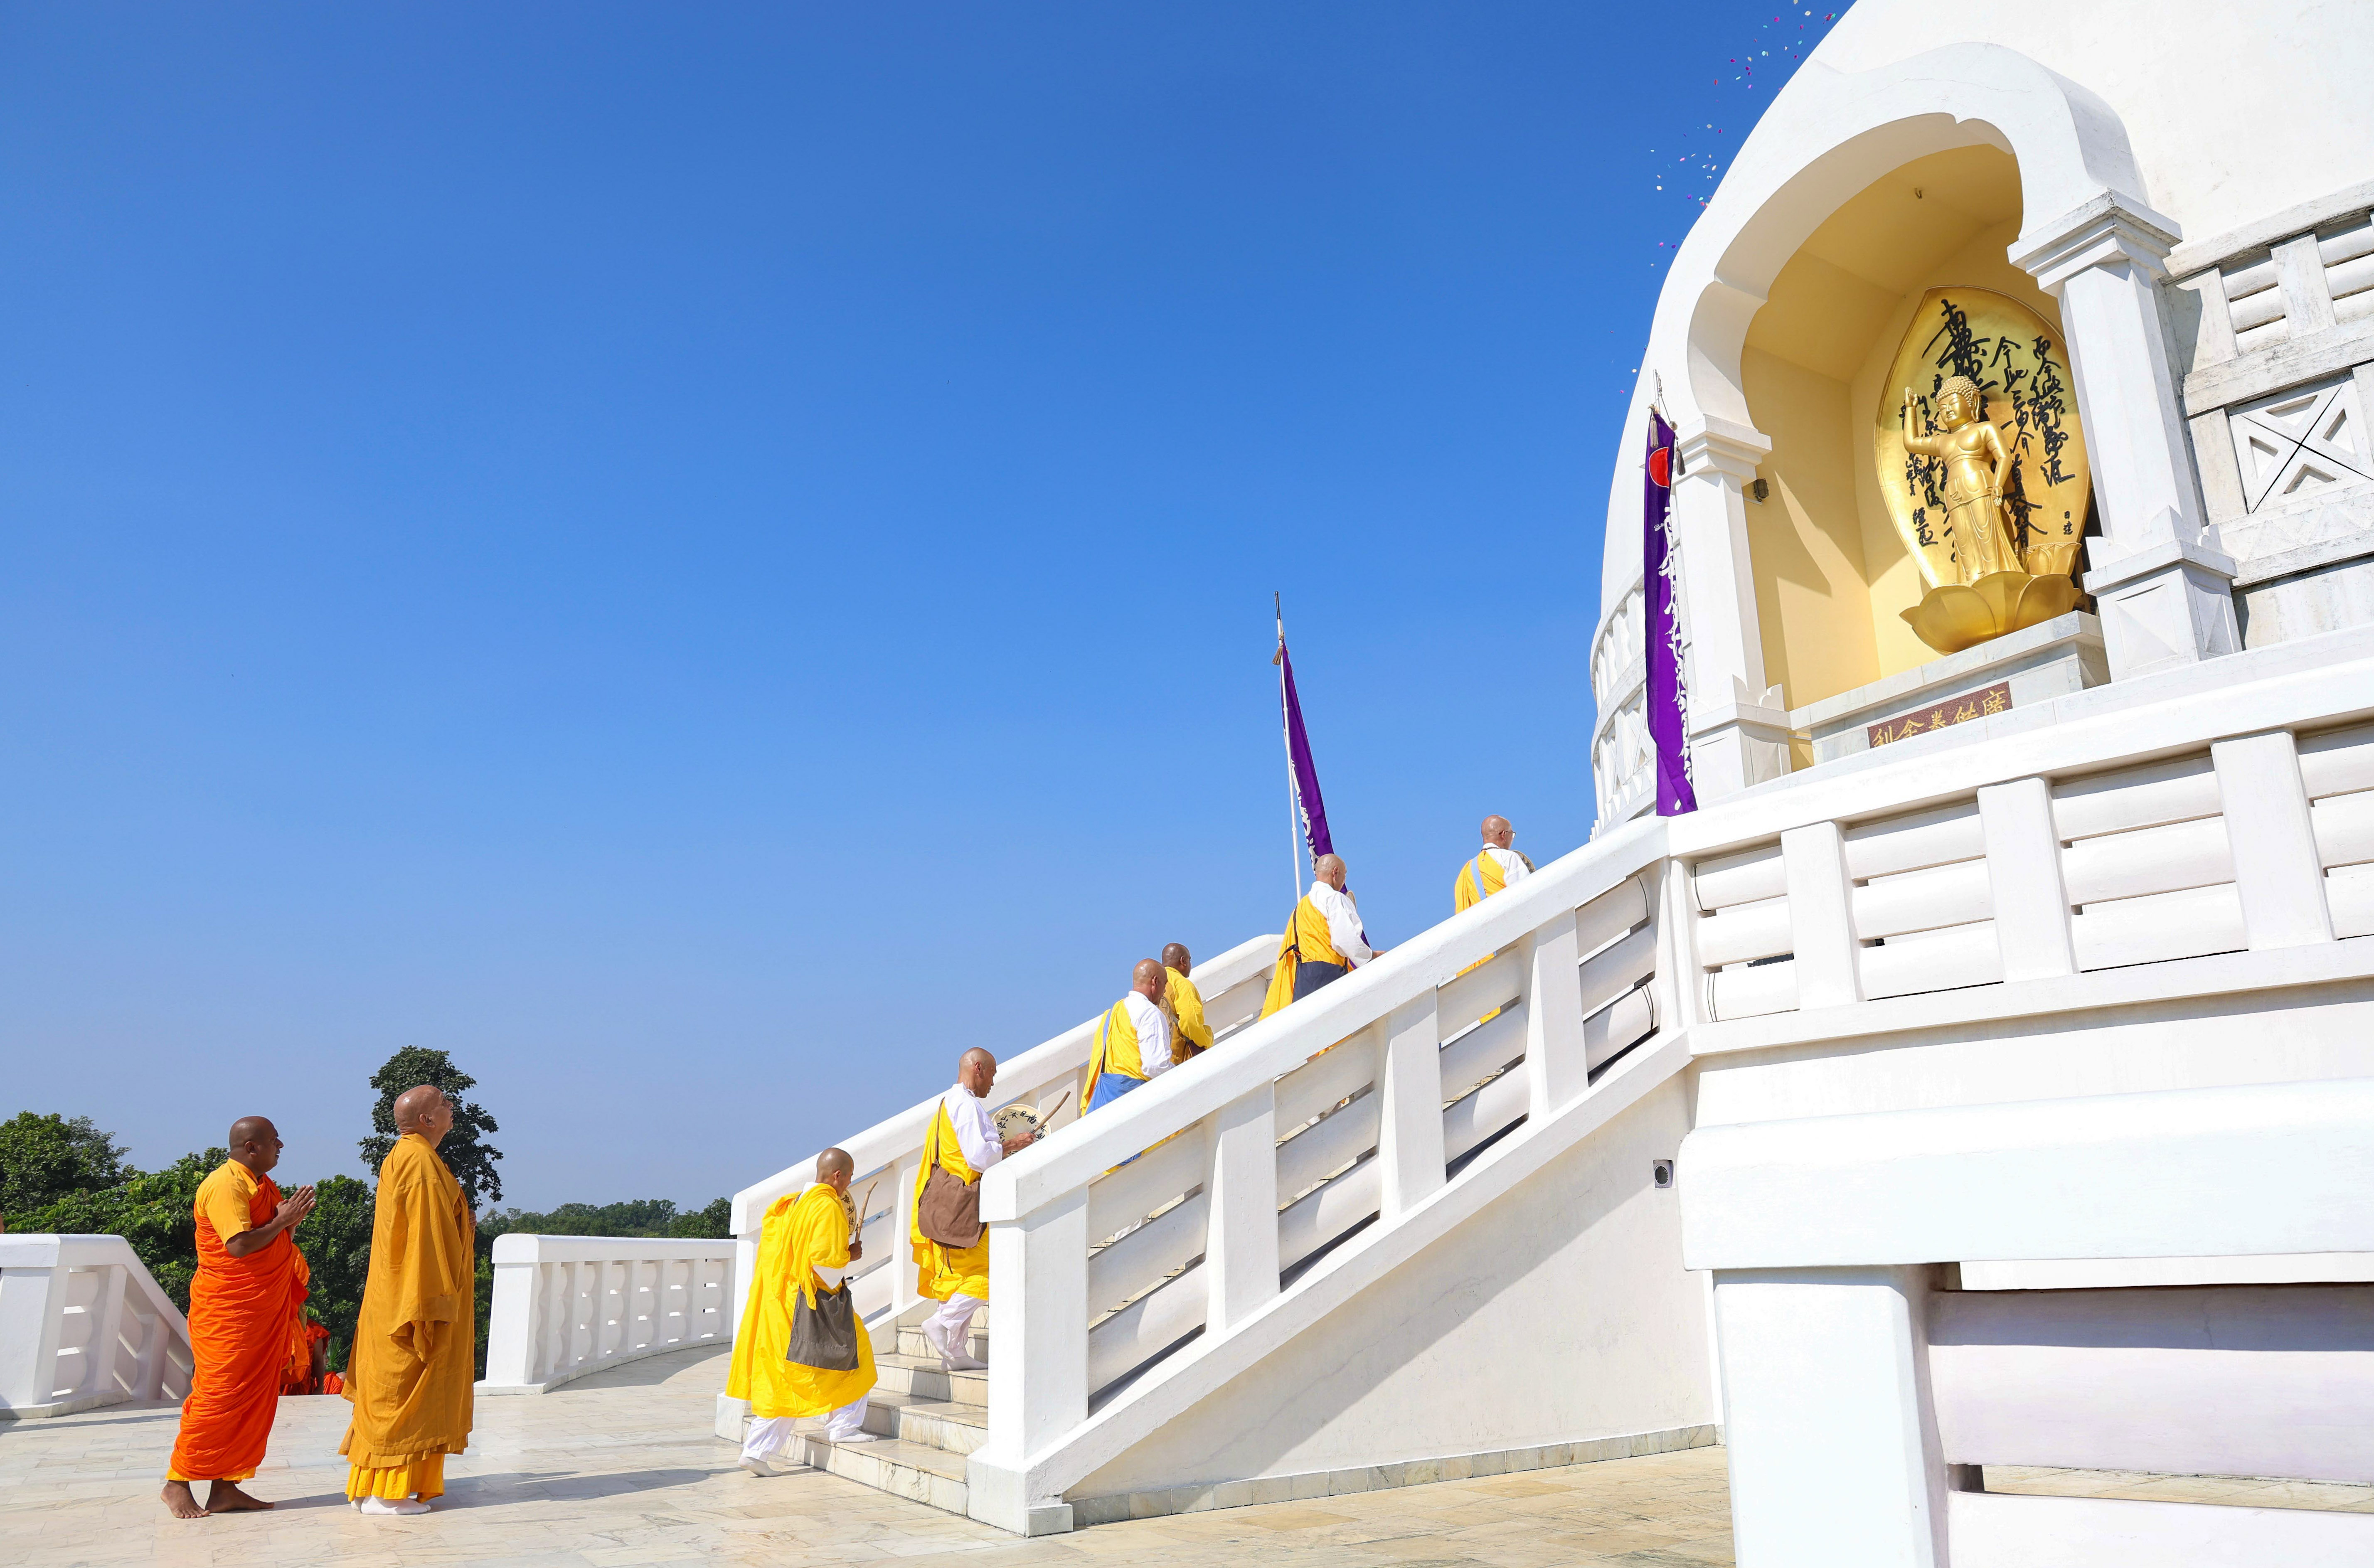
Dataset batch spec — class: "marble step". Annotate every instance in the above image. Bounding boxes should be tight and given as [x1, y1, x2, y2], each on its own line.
[894, 1323, 989, 1361]
[874, 1351, 988, 1406]
[793, 1431, 969, 1516]
[888, 1396, 988, 1455]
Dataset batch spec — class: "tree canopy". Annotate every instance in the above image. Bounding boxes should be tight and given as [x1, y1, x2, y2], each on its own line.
[359, 1046, 505, 1210]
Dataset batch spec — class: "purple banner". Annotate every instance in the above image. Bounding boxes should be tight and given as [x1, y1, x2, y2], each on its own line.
[1644, 410, 1697, 816]
[1277, 640, 1334, 860]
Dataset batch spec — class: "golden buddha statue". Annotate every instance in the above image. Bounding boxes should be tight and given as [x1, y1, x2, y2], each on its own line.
[1901, 375, 2019, 582]
[1873, 288, 2095, 657]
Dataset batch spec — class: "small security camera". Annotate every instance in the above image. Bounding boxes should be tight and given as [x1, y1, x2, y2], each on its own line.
[1652, 1159, 1675, 1189]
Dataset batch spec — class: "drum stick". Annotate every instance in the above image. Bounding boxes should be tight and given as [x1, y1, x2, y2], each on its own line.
[1037, 1088, 1074, 1133]
[853, 1178, 881, 1236]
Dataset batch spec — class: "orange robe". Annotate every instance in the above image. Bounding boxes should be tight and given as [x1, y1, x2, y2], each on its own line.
[340, 1133, 475, 1501]
[167, 1162, 309, 1483]
[281, 1319, 330, 1396]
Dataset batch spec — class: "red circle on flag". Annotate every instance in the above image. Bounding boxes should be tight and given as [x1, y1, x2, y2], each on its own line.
[1648, 447, 1672, 487]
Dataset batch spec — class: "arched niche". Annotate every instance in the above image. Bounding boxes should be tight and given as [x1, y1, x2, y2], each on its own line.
[1738, 142, 2066, 707]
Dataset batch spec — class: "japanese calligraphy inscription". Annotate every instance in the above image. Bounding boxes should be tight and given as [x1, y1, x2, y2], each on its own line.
[1874, 288, 2095, 656]
[1867, 681, 2012, 748]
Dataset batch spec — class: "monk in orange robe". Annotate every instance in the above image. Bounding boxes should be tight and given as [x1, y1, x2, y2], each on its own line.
[340, 1085, 476, 1516]
[160, 1116, 316, 1519]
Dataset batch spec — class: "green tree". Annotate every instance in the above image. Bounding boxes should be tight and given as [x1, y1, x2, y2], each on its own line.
[291, 1174, 375, 1373]
[15, 1147, 222, 1312]
[358, 1047, 504, 1210]
[0, 1112, 129, 1216]
[668, 1197, 732, 1239]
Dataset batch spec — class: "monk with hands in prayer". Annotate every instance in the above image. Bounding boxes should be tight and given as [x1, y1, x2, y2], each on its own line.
[161, 1117, 315, 1519]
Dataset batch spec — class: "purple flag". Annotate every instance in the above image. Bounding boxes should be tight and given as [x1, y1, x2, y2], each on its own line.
[1644, 410, 1697, 815]
[1275, 639, 1335, 860]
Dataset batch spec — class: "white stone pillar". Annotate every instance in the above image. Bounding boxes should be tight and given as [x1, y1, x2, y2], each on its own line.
[1781, 820, 1862, 1009]
[1379, 1001, 1446, 1218]
[1673, 417, 1790, 802]
[1714, 1265, 1953, 1568]
[2012, 192, 2239, 679]
[1522, 909, 1587, 1116]
[1203, 1086, 1281, 1334]
[973, 1190, 1089, 1536]
[2213, 731, 2335, 949]
[1978, 777, 2078, 982]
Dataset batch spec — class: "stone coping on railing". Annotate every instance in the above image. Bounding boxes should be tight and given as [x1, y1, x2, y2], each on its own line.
[488, 1233, 735, 1264]
[981, 813, 1670, 1224]
[1670, 619, 2374, 861]
[0, 1234, 192, 1419]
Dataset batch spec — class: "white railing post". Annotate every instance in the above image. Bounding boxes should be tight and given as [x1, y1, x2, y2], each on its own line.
[2214, 731, 2337, 950]
[1204, 1086, 1281, 1334]
[1979, 777, 2078, 982]
[0, 1259, 66, 1413]
[89, 1265, 128, 1404]
[1783, 820, 1864, 1009]
[1381, 1002, 1447, 1217]
[891, 1156, 923, 1318]
[1523, 908, 1587, 1117]
[988, 1190, 1089, 1458]
[484, 1248, 537, 1388]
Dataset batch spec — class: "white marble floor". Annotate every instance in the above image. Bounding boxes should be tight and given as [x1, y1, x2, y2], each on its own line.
[0, 1344, 1739, 1567]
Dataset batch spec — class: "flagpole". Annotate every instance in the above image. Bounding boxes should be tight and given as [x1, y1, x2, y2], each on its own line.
[1276, 592, 1304, 902]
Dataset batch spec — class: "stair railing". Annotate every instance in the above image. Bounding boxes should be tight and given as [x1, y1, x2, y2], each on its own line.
[969, 815, 1669, 1531]
[726, 931, 1285, 1348]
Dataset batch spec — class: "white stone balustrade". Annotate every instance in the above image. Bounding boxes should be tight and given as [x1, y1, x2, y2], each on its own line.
[478, 1234, 735, 1395]
[966, 821, 1671, 1533]
[1679, 625, 2374, 1039]
[0, 1234, 193, 1419]
[714, 931, 1285, 1441]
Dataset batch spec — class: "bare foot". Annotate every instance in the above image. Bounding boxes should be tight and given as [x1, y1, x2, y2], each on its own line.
[161, 1480, 207, 1520]
[204, 1481, 273, 1513]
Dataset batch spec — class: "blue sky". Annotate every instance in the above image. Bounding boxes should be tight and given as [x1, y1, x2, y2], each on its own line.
[0, 4, 1837, 1209]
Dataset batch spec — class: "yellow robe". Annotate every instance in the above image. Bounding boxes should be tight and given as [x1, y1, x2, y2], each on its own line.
[1165, 967, 1212, 1060]
[1259, 894, 1347, 1019]
[340, 1134, 475, 1500]
[909, 1102, 989, 1302]
[726, 1183, 877, 1418]
[1454, 849, 1508, 912]
[1083, 999, 1152, 1105]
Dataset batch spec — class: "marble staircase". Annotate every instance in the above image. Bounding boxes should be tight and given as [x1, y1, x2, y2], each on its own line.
[783, 1324, 990, 1515]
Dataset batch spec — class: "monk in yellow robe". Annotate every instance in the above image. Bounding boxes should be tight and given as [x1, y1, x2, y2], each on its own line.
[1454, 815, 1534, 912]
[160, 1117, 316, 1519]
[910, 1049, 1035, 1370]
[1260, 854, 1381, 1018]
[1085, 960, 1176, 1112]
[341, 1086, 475, 1516]
[1160, 943, 1214, 1061]
[728, 1147, 878, 1474]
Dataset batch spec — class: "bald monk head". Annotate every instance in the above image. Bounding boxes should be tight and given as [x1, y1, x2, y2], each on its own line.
[1482, 815, 1514, 849]
[1132, 959, 1168, 1002]
[1161, 943, 1191, 975]
[817, 1146, 854, 1195]
[227, 1116, 285, 1177]
[1314, 854, 1347, 891]
[392, 1086, 455, 1148]
[958, 1047, 998, 1098]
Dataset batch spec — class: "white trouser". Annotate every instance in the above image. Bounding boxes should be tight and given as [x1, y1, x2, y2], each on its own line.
[743, 1395, 868, 1459]
[929, 1294, 985, 1356]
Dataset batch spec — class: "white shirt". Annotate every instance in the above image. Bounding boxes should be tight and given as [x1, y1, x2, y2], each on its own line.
[943, 1081, 1004, 1171]
[1123, 990, 1174, 1078]
[1309, 881, 1375, 966]
[1481, 844, 1531, 889]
